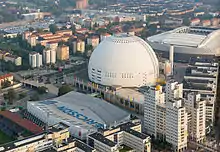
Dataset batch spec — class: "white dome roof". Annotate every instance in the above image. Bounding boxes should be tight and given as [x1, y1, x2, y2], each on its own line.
[88, 34, 159, 87]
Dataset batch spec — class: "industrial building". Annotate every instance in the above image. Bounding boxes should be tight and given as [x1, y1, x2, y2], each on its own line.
[88, 33, 159, 88]
[147, 26, 220, 60]
[27, 91, 130, 140]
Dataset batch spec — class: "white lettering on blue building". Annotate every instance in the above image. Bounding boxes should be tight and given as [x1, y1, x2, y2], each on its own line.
[57, 106, 105, 129]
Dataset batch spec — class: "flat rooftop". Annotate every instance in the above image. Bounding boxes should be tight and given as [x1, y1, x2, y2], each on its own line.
[147, 26, 220, 48]
[115, 88, 145, 105]
[28, 91, 130, 130]
[89, 132, 117, 147]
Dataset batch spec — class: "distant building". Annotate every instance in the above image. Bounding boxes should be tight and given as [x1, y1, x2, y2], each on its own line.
[114, 16, 136, 23]
[100, 33, 111, 41]
[211, 18, 220, 26]
[46, 41, 59, 51]
[4, 54, 22, 66]
[190, 18, 201, 26]
[87, 36, 99, 48]
[202, 20, 211, 27]
[55, 30, 73, 36]
[165, 17, 183, 25]
[29, 52, 42, 68]
[43, 49, 56, 64]
[21, 12, 52, 21]
[57, 45, 69, 61]
[28, 35, 37, 47]
[83, 19, 94, 28]
[73, 39, 85, 54]
[76, 0, 88, 9]
[76, 28, 89, 34]
[22, 31, 32, 40]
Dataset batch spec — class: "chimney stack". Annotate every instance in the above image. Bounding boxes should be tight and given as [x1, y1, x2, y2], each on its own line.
[169, 45, 174, 75]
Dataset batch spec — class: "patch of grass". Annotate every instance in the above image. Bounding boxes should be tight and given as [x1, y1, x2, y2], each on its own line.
[0, 131, 14, 145]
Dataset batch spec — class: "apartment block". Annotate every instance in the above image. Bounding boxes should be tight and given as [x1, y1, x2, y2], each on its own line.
[88, 121, 151, 152]
[29, 52, 43, 68]
[166, 99, 188, 152]
[57, 45, 69, 61]
[185, 92, 206, 143]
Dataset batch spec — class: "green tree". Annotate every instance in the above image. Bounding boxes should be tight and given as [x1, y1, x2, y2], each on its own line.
[183, 18, 190, 26]
[85, 44, 93, 51]
[5, 89, 16, 104]
[1, 80, 11, 89]
[37, 86, 48, 94]
[33, 44, 45, 53]
[49, 24, 59, 34]
[70, 24, 76, 33]
[29, 27, 35, 32]
[58, 85, 73, 96]
[36, 28, 44, 33]
[30, 93, 39, 101]
[60, 26, 67, 30]
[19, 92, 27, 99]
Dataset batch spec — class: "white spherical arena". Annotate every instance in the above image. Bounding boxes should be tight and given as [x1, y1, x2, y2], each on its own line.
[88, 34, 159, 87]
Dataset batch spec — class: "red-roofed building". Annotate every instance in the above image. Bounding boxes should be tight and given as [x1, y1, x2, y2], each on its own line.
[202, 20, 211, 27]
[76, 28, 88, 34]
[190, 18, 200, 26]
[0, 74, 13, 87]
[0, 111, 43, 137]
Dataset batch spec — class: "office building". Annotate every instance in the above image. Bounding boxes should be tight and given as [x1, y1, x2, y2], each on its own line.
[57, 45, 69, 61]
[76, 0, 88, 9]
[185, 92, 206, 143]
[87, 36, 100, 48]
